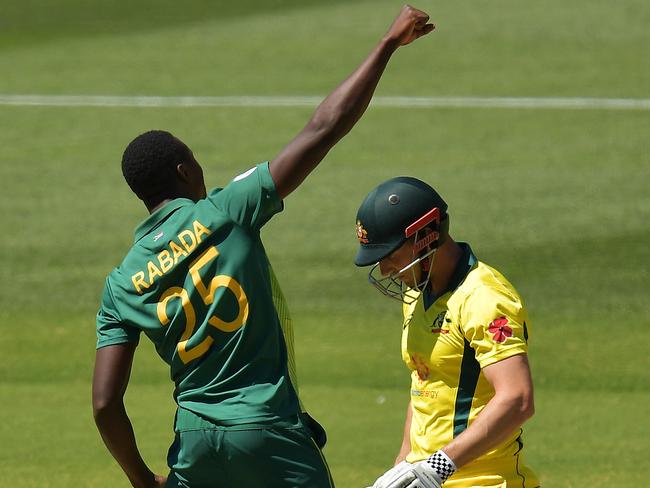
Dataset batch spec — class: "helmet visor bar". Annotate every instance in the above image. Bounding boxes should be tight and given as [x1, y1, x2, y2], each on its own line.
[405, 207, 440, 237]
[366, 207, 442, 304]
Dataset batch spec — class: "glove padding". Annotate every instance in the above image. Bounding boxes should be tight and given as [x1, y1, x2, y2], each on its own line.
[411, 460, 443, 488]
[370, 461, 416, 488]
[370, 460, 442, 488]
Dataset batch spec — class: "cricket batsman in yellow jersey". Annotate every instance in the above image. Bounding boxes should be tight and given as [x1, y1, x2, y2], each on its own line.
[354, 177, 540, 488]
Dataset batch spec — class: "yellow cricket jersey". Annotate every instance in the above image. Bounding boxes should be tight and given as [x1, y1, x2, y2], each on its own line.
[402, 244, 539, 486]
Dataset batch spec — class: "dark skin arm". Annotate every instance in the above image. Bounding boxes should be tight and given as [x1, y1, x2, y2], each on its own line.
[269, 5, 434, 199]
[92, 343, 166, 488]
[93, 8, 433, 485]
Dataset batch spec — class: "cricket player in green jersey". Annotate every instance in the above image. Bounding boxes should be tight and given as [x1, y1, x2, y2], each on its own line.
[92, 6, 434, 488]
[354, 177, 539, 487]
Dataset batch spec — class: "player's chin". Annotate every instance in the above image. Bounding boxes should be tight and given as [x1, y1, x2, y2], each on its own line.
[396, 274, 416, 289]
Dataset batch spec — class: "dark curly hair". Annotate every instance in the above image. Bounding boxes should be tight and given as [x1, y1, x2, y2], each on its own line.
[121, 130, 191, 205]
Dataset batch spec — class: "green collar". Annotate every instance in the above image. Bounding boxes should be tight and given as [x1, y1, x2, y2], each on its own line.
[423, 242, 477, 309]
[445, 242, 477, 294]
[133, 198, 194, 243]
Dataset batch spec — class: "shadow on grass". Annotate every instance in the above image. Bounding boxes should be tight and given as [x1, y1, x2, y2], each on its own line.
[1, 0, 353, 48]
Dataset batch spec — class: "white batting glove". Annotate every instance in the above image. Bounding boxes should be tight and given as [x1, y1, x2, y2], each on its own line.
[370, 461, 417, 488]
[411, 450, 457, 488]
[410, 461, 442, 488]
[370, 451, 456, 488]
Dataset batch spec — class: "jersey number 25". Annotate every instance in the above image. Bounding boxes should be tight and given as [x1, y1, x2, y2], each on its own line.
[156, 246, 249, 364]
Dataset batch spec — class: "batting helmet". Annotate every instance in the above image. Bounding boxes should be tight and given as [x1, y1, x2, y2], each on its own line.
[354, 176, 449, 267]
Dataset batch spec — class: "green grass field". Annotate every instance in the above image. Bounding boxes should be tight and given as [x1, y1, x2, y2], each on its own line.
[1, 1, 648, 486]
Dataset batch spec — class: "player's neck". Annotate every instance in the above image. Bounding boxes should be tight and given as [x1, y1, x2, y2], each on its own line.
[146, 198, 174, 214]
[429, 238, 462, 296]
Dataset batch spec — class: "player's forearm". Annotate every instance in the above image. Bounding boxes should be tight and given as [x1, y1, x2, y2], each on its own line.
[394, 400, 413, 464]
[94, 401, 156, 488]
[271, 38, 397, 198]
[270, 6, 432, 199]
[307, 4, 432, 149]
[309, 37, 397, 144]
[441, 391, 534, 469]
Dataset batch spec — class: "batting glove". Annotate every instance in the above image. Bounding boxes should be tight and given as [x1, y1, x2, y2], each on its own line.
[370, 461, 417, 488]
[411, 450, 457, 488]
[370, 451, 456, 488]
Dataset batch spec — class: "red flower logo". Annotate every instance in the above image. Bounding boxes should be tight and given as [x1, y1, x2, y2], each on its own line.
[410, 354, 430, 382]
[488, 317, 512, 343]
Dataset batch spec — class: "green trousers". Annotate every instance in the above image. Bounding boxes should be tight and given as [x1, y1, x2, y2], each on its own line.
[165, 409, 334, 487]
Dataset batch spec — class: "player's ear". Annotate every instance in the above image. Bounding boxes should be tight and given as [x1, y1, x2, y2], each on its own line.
[176, 162, 191, 183]
[421, 226, 435, 252]
[421, 226, 435, 245]
[438, 215, 450, 245]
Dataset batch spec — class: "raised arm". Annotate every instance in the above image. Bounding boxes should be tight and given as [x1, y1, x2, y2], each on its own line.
[269, 5, 434, 199]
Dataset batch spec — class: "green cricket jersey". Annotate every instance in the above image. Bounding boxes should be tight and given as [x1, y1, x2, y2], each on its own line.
[96, 162, 301, 425]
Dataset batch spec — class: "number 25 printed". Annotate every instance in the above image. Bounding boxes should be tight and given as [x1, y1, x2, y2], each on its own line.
[156, 246, 249, 364]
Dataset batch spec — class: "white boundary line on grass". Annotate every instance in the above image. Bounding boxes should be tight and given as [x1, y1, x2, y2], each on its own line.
[0, 94, 649, 110]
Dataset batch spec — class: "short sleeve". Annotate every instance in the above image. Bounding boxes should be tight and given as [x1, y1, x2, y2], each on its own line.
[206, 161, 283, 230]
[96, 278, 141, 349]
[460, 286, 530, 369]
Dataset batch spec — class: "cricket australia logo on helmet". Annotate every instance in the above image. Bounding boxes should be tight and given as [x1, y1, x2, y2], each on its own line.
[356, 220, 369, 244]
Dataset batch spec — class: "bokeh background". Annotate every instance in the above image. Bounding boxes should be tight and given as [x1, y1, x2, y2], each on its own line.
[1, 1, 648, 486]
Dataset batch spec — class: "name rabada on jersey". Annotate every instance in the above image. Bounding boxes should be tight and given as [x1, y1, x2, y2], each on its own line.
[131, 220, 212, 294]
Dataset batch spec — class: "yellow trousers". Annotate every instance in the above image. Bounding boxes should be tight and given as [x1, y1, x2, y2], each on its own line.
[444, 454, 540, 487]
